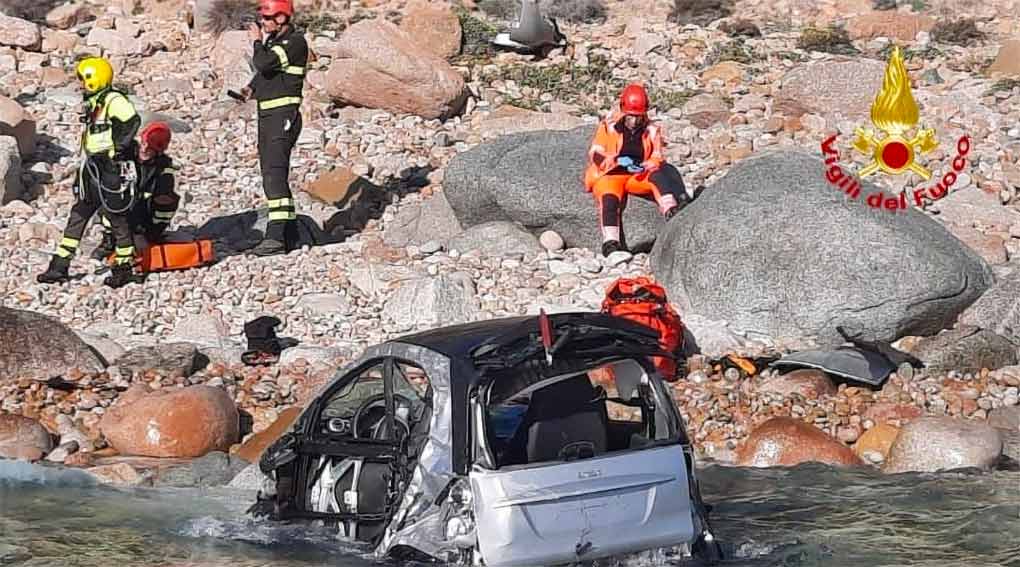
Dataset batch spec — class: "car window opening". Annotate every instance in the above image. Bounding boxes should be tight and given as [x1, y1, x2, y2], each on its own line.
[482, 358, 675, 469]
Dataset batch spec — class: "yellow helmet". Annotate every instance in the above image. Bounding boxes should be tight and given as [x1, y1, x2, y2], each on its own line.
[75, 57, 113, 94]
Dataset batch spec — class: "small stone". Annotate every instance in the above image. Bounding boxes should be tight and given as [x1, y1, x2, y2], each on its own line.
[605, 251, 633, 266]
[420, 240, 443, 254]
[724, 368, 741, 382]
[539, 230, 564, 251]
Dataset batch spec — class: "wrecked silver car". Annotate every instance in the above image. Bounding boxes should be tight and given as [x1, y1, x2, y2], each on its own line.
[253, 312, 722, 565]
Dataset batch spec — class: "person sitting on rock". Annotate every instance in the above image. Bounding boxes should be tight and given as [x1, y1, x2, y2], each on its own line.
[584, 83, 693, 256]
[92, 121, 180, 260]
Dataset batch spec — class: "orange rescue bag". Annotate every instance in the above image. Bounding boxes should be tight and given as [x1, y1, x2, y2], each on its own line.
[601, 276, 685, 381]
[139, 240, 215, 272]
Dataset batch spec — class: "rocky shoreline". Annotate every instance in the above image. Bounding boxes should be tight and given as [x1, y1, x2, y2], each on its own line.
[2, 0, 1020, 486]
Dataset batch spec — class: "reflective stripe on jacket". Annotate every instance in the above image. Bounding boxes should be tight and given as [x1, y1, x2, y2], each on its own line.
[249, 27, 308, 113]
[583, 112, 665, 191]
[82, 90, 138, 157]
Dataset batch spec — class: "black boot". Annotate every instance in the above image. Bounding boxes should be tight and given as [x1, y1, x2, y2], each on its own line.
[241, 316, 283, 366]
[90, 232, 116, 261]
[104, 263, 141, 288]
[601, 240, 624, 257]
[250, 221, 287, 257]
[37, 255, 72, 284]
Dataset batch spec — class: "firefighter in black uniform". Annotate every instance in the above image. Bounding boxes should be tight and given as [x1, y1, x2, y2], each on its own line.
[92, 121, 180, 260]
[239, 0, 307, 257]
[37, 56, 142, 288]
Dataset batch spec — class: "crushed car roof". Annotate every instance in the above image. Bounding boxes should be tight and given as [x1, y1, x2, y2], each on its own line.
[394, 312, 663, 377]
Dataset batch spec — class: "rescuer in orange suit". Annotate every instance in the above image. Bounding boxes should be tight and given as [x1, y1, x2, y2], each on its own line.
[585, 83, 693, 256]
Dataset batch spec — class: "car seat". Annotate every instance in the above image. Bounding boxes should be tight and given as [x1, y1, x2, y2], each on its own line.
[525, 375, 608, 463]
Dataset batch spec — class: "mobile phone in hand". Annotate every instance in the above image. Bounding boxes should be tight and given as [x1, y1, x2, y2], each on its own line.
[227, 90, 246, 102]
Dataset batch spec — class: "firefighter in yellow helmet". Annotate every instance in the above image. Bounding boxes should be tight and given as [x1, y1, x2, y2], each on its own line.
[37, 56, 142, 288]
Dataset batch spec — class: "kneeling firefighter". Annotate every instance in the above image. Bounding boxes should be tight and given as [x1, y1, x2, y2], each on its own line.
[584, 83, 693, 257]
[38, 56, 142, 288]
[92, 121, 180, 260]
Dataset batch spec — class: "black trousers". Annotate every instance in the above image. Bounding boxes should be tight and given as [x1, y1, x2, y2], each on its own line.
[257, 106, 302, 229]
[57, 158, 134, 264]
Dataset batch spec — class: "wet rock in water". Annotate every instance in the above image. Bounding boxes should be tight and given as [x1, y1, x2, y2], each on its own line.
[776, 59, 885, 120]
[325, 19, 467, 119]
[447, 221, 544, 257]
[45, 440, 79, 463]
[651, 151, 993, 348]
[229, 462, 271, 492]
[756, 369, 837, 398]
[445, 127, 664, 251]
[0, 306, 104, 380]
[988, 406, 1020, 462]
[382, 273, 480, 331]
[903, 326, 1018, 373]
[884, 417, 1004, 473]
[114, 342, 202, 378]
[383, 193, 463, 248]
[864, 402, 923, 426]
[86, 462, 146, 486]
[155, 451, 249, 487]
[736, 417, 864, 468]
[234, 406, 303, 463]
[852, 423, 900, 464]
[0, 414, 53, 461]
[99, 385, 239, 458]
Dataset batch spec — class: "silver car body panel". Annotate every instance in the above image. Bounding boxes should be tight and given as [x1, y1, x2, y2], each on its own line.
[296, 340, 698, 565]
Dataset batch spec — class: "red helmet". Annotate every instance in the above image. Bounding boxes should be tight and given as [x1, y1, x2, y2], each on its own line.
[140, 121, 171, 154]
[620, 83, 649, 115]
[259, 0, 294, 17]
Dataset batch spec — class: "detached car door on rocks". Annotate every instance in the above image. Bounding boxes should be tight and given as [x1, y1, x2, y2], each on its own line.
[468, 357, 698, 567]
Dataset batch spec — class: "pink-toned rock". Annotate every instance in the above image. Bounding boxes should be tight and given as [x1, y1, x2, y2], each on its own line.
[736, 417, 864, 468]
[847, 11, 935, 41]
[100, 385, 239, 458]
[475, 105, 585, 139]
[987, 40, 1020, 77]
[945, 223, 1008, 265]
[0, 95, 36, 158]
[41, 29, 80, 53]
[683, 93, 730, 128]
[777, 59, 885, 121]
[0, 414, 53, 461]
[756, 369, 837, 398]
[0, 14, 41, 51]
[400, 2, 462, 59]
[46, 2, 91, 30]
[87, 462, 145, 485]
[700, 61, 745, 86]
[325, 19, 467, 119]
[85, 27, 144, 56]
[884, 417, 1003, 473]
[213, 30, 254, 90]
[864, 402, 923, 426]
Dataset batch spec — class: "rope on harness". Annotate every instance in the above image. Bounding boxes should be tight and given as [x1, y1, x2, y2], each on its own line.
[82, 156, 137, 215]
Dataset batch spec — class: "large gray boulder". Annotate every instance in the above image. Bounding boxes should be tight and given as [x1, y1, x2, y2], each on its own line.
[0, 307, 104, 380]
[444, 126, 665, 251]
[902, 326, 1018, 373]
[959, 267, 1020, 345]
[651, 150, 994, 347]
[447, 221, 544, 257]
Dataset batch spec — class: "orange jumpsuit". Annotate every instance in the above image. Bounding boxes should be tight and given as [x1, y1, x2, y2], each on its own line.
[584, 113, 688, 243]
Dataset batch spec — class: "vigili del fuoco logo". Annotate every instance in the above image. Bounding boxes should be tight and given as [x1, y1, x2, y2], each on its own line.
[819, 46, 971, 212]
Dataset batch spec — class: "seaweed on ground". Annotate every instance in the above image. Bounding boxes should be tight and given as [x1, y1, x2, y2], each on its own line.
[797, 25, 860, 56]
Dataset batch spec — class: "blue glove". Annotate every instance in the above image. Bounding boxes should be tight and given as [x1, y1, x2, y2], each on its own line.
[626, 164, 645, 174]
[616, 156, 634, 168]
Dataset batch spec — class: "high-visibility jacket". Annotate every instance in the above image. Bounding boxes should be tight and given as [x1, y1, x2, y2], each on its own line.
[138, 154, 179, 229]
[584, 112, 665, 192]
[249, 26, 308, 113]
[82, 89, 139, 159]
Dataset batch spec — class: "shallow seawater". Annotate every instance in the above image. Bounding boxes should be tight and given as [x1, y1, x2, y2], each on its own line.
[0, 460, 1017, 567]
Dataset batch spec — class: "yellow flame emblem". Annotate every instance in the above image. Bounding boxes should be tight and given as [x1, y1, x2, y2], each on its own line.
[852, 46, 938, 179]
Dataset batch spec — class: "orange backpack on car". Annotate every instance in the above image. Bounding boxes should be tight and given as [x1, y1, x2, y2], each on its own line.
[601, 277, 685, 381]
